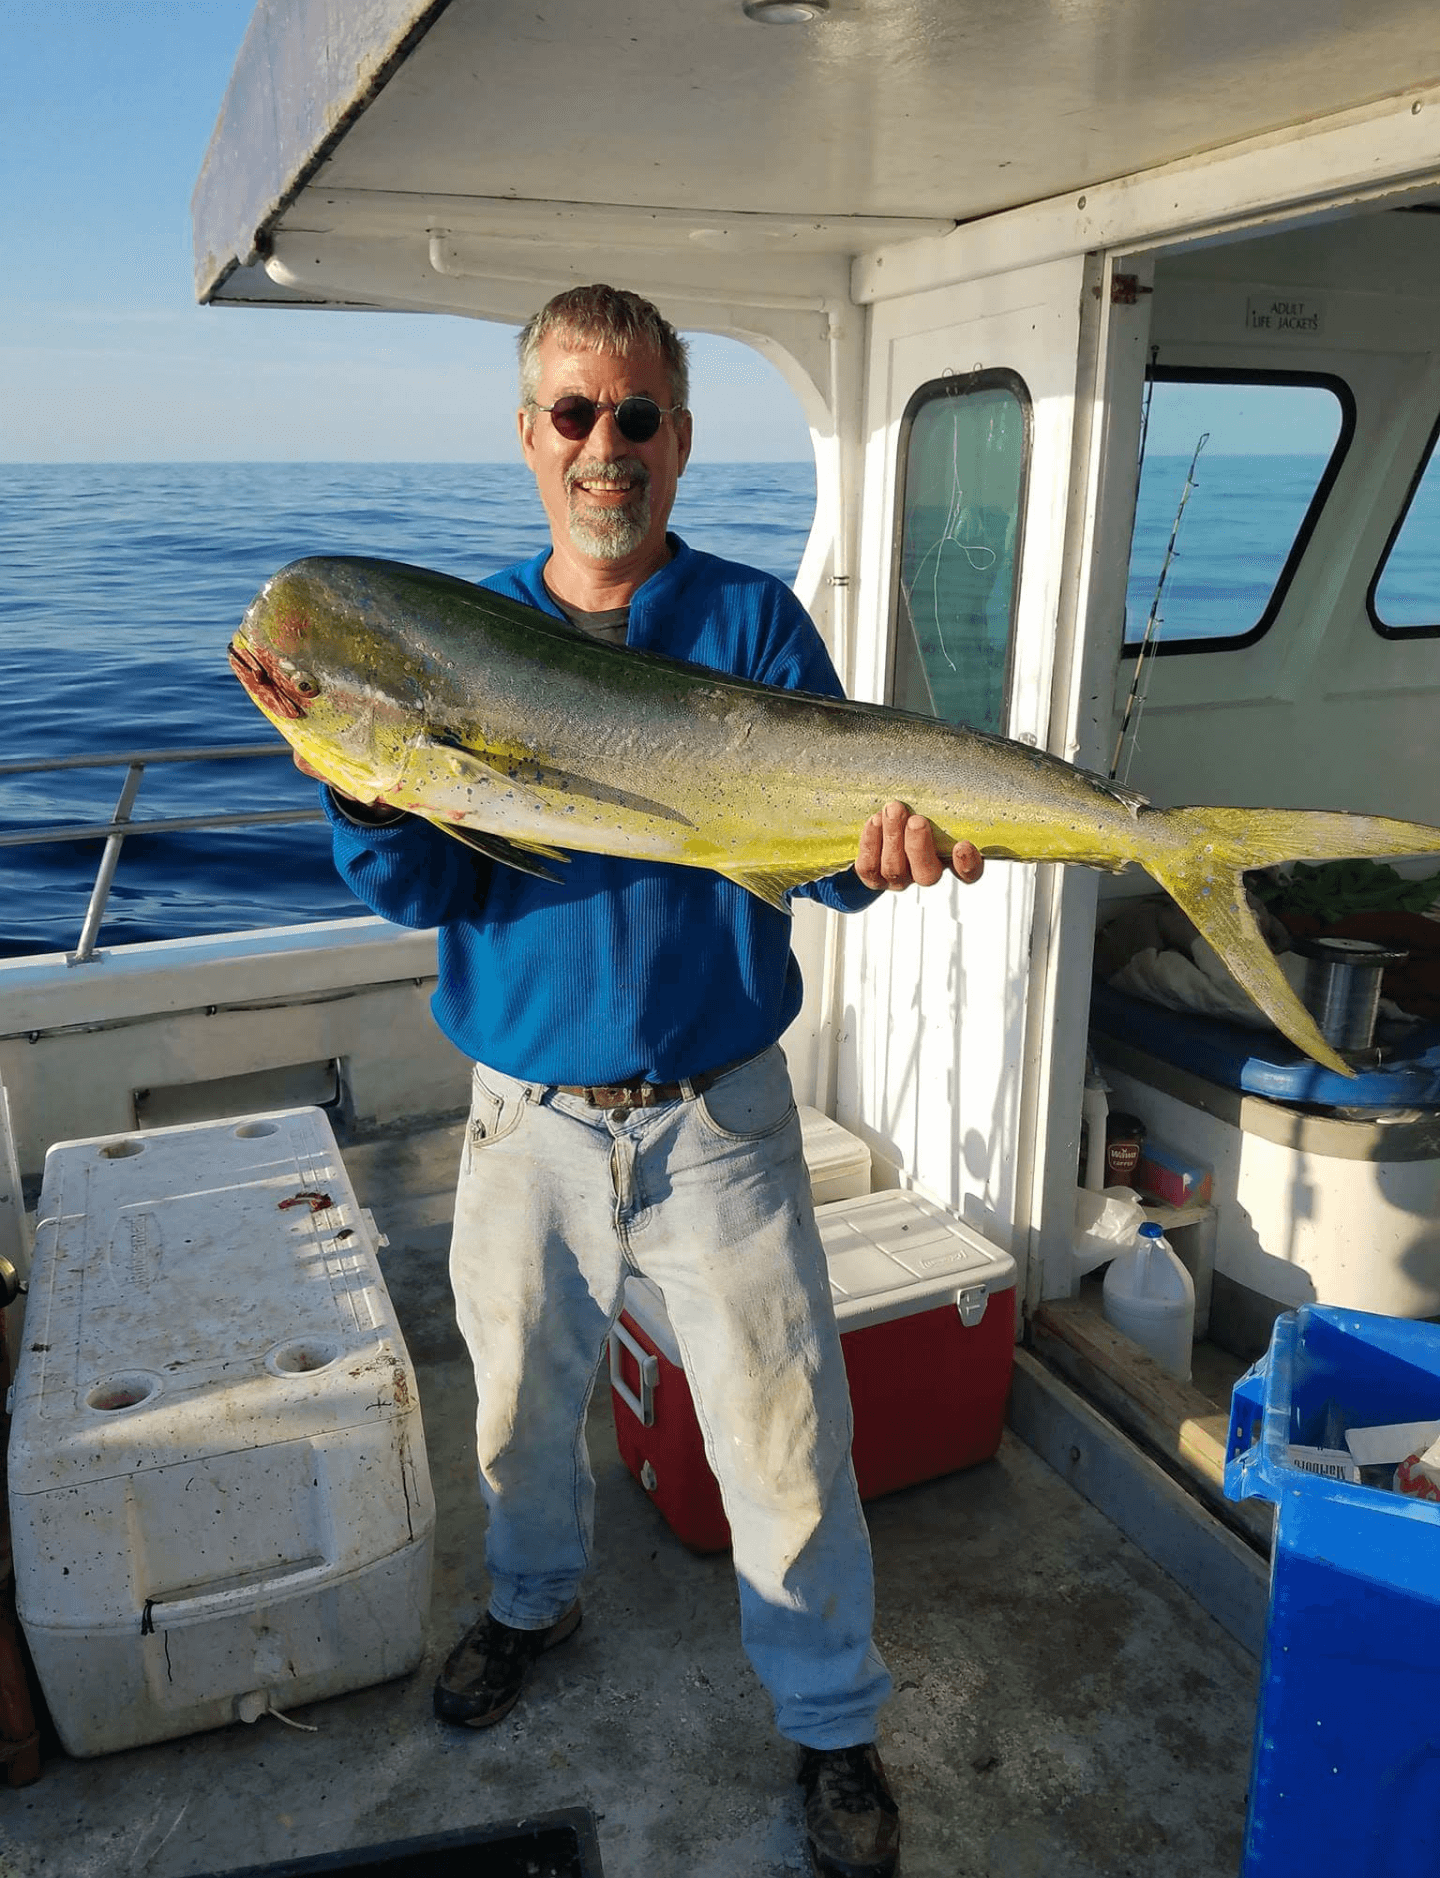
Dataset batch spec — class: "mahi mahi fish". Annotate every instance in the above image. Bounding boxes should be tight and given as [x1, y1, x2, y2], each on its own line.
[229, 554, 1440, 1077]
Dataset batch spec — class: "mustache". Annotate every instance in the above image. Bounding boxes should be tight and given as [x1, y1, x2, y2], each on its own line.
[564, 457, 651, 497]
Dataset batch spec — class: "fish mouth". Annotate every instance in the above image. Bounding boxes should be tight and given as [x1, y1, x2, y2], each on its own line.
[228, 635, 309, 721]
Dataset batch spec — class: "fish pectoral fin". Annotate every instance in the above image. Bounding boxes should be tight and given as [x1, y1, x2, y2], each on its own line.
[420, 816, 571, 883]
[408, 734, 558, 816]
[715, 863, 824, 915]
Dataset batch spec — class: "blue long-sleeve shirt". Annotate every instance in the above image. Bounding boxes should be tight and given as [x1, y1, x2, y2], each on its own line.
[324, 535, 879, 1085]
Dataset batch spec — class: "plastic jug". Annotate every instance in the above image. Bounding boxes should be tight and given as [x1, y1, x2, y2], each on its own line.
[1080, 1068, 1109, 1192]
[1102, 1221, 1195, 1381]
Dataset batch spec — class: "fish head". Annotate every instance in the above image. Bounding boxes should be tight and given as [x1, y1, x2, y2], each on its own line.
[230, 557, 428, 801]
[227, 633, 315, 723]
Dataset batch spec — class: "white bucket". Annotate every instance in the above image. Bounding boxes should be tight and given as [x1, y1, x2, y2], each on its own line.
[1102, 1224, 1195, 1381]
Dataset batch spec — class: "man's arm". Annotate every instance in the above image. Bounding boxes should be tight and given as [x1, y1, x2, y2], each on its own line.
[298, 758, 487, 931]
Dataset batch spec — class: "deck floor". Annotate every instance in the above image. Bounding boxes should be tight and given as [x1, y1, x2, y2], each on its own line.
[0, 1121, 1260, 1878]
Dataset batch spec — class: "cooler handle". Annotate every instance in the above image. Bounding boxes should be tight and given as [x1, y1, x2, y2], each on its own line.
[956, 1285, 989, 1328]
[608, 1320, 658, 1428]
[140, 1557, 334, 1630]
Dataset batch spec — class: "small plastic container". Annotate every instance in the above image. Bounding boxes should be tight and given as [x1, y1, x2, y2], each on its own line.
[1080, 1071, 1110, 1191]
[1102, 1221, 1195, 1380]
[1104, 1111, 1146, 1188]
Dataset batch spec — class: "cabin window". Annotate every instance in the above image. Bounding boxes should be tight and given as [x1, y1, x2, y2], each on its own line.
[890, 371, 1029, 733]
[1124, 370, 1353, 656]
[1369, 414, 1440, 637]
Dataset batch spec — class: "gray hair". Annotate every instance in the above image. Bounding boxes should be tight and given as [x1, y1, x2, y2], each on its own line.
[517, 284, 690, 410]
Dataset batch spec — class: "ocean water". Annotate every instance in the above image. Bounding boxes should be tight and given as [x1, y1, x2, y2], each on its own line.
[4, 451, 1436, 958]
[1127, 449, 1440, 639]
[0, 462, 817, 958]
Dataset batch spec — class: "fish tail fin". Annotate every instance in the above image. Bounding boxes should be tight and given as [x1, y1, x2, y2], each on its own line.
[1145, 806, 1440, 1076]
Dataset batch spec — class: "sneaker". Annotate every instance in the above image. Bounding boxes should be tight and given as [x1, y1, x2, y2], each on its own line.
[432, 1601, 582, 1728]
[796, 1743, 901, 1878]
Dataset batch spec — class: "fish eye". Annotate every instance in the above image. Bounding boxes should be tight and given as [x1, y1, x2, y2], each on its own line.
[278, 659, 321, 697]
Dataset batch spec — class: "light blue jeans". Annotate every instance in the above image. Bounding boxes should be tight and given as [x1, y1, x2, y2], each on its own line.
[447, 1043, 892, 1748]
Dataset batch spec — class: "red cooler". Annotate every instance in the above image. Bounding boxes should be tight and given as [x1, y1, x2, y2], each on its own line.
[607, 1189, 1017, 1552]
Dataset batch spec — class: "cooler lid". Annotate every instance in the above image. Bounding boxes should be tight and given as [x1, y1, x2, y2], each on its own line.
[619, 1190, 1015, 1360]
[12, 1107, 413, 1491]
[817, 1191, 1016, 1332]
[619, 1272, 683, 1367]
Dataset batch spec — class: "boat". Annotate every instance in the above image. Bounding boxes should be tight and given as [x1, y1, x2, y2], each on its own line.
[4, 1, 1440, 1869]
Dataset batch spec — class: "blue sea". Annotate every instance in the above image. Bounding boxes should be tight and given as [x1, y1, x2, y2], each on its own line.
[0, 463, 816, 958]
[3, 452, 1435, 959]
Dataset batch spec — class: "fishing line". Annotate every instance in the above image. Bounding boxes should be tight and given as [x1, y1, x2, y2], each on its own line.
[1111, 429, 1208, 783]
[899, 374, 999, 692]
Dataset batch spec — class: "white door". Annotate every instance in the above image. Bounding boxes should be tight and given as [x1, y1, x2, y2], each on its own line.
[836, 256, 1092, 1264]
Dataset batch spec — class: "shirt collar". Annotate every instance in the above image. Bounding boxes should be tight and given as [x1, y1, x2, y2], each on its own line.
[515, 534, 692, 638]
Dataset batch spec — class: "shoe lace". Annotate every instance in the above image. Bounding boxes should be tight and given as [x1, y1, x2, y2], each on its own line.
[801, 1745, 897, 1817]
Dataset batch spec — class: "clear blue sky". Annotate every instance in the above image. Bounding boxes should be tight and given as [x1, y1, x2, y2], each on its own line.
[0, 0, 810, 463]
[1142, 379, 1343, 457]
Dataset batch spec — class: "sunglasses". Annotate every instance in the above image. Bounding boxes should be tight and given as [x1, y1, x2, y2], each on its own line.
[533, 394, 683, 444]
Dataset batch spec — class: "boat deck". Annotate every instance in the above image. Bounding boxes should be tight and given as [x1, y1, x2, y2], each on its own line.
[0, 1120, 1260, 1878]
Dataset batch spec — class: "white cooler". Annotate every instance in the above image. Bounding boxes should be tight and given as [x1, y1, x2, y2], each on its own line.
[798, 1105, 871, 1205]
[8, 1107, 435, 1757]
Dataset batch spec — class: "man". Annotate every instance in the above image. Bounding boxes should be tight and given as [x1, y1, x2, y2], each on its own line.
[319, 284, 982, 1878]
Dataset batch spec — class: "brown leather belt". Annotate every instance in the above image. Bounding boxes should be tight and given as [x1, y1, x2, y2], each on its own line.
[553, 1054, 751, 1109]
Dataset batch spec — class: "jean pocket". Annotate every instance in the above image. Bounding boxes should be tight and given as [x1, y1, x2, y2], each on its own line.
[463, 1067, 528, 1168]
[697, 1048, 797, 1143]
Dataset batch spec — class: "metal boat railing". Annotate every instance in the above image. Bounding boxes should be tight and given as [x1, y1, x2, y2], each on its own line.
[0, 744, 325, 964]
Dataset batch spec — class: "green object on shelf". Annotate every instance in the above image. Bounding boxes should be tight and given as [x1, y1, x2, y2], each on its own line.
[1253, 858, 1440, 923]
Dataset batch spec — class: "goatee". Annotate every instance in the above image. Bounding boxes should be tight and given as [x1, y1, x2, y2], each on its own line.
[565, 458, 652, 562]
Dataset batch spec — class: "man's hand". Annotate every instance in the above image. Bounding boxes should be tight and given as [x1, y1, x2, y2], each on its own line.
[856, 800, 984, 893]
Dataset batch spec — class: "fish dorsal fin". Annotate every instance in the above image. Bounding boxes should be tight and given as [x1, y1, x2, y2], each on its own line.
[1108, 778, 1150, 815]
[419, 814, 571, 883]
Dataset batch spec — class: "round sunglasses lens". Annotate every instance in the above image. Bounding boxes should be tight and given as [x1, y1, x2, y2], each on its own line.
[549, 396, 598, 440]
[615, 397, 662, 443]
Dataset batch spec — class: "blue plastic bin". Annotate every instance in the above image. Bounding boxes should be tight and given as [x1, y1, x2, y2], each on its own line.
[1225, 1305, 1440, 1877]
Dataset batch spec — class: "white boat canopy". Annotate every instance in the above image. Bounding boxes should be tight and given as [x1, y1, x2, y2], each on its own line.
[193, 0, 1440, 324]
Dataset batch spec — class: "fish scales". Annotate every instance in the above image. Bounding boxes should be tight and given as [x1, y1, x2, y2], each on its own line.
[230, 555, 1440, 1076]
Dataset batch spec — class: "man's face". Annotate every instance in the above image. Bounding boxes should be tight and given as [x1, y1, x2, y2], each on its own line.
[519, 331, 692, 578]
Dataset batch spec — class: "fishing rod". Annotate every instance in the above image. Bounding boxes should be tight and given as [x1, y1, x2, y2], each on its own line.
[1111, 429, 1208, 782]
[1133, 347, 1159, 517]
